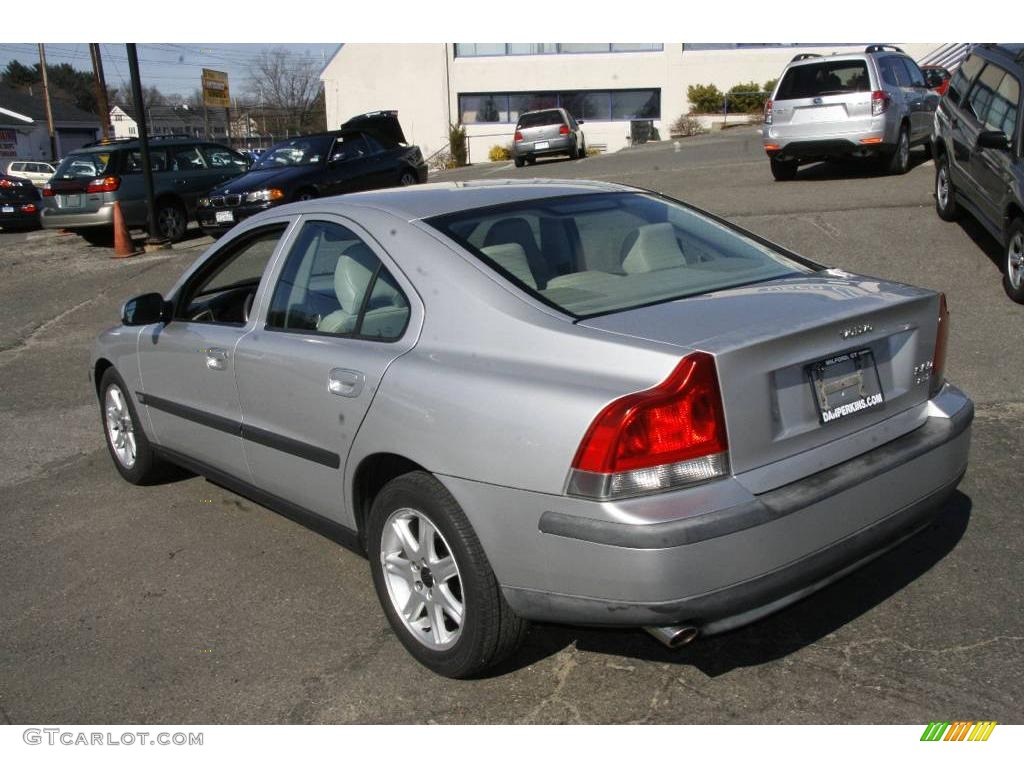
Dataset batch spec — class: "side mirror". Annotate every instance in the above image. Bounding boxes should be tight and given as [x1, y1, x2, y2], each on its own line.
[121, 292, 169, 326]
[924, 71, 944, 89]
[977, 130, 1009, 151]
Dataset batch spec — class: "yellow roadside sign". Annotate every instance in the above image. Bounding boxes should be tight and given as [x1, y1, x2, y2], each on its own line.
[201, 69, 231, 109]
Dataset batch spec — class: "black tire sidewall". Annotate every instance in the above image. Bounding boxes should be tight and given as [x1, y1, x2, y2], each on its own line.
[366, 472, 500, 678]
[1004, 220, 1024, 303]
[98, 367, 158, 484]
[157, 203, 187, 242]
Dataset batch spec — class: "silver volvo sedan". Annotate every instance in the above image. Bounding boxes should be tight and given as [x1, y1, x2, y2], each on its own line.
[93, 180, 972, 677]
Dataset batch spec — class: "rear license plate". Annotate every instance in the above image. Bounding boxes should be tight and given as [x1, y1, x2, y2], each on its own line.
[215, 210, 234, 224]
[1, 206, 13, 214]
[534, 141, 550, 150]
[60, 194, 81, 208]
[808, 348, 884, 424]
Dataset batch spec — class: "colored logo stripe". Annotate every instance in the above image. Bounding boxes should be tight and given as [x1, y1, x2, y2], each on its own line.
[920, 721, 996, 741]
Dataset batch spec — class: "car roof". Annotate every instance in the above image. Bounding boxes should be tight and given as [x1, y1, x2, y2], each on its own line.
[974, 43, 1024, 70]
[283, 178, 635, 221]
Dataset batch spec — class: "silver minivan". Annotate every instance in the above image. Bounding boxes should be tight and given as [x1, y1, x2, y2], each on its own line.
[5, 160, 55, 188]
[763, 46, 940, 180]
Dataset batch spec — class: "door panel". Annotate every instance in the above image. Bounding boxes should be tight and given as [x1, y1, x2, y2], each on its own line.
[233, 214, 419, 525]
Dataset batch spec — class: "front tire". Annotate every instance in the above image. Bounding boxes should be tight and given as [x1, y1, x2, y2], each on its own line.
[398, 169, 418, 186]
[770, 157, 798, 181]
[1004, 219, 1024, 304]
[367, 471, 528, 678]
[935, 154, 959, 221]
[99, 367, 166, 484]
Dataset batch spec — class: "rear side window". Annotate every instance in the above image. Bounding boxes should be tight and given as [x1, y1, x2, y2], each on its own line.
[517, 110, 564, 128]
[266, 220, 410, 340]
[775, 60, 871, 100]
[879, 56, 911, 87]
[947, 54, 984, 104]
[967, 65, 1020, 136]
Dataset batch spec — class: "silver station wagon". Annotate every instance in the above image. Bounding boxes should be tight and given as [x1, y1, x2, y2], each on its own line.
[94, 180, 972, 677]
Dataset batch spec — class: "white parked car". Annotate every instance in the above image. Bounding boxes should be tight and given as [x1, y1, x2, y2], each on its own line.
[5, 160, 56, 188]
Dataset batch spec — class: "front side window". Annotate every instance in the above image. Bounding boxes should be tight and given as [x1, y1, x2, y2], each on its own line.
[428, 193, 812, 319]
[177, 225, 287, 324]
[255, 136, 332, 168]
[266, 220, 410, 340]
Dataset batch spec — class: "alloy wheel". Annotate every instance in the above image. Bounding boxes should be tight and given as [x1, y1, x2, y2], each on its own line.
[1008, 232, 1024, 291]
[104, 385, 136, 469]
[380, 507, 464, 650]
[898, 131, 909, 171]
[399, 171, 416, 186]
[157, 206, 185, 241]
[937, 165, 950, 210]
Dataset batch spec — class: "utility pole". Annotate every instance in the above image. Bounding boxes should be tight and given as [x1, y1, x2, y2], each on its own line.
[89, 44, 110, 139]
[37, 44, 57, 161]
[126, 43, 162, 245]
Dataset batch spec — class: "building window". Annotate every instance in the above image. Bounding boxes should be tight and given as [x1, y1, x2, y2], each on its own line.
[128, 126, 137, 136]
[454, 43, 662, 58]
[683, 43, 861, 51]
[459, 89, 661, 124]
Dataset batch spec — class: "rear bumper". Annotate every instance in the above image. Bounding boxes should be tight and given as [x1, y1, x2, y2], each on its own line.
[40, 204, 114, 230]
[764, 138, 895, 161]
[0, 209, 40, 228]
[513, 136, 576, 159]
[445, 384, 972, 633]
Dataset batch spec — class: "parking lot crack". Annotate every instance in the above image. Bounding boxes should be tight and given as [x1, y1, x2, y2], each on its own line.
[518, 644, 583, 724]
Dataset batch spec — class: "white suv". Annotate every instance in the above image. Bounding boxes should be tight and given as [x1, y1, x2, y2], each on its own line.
[763, 46, 941, 180]
[5, 160, 55, 188]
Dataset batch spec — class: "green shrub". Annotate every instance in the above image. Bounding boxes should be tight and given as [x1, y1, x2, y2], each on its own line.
[687, 83, 724, 114]
[669, 114, 707, 137]
[488, 144, 511, 162]
[727, 82, 768, 114]
[448, 124, 467, 167]
[763, 78, 778, 96]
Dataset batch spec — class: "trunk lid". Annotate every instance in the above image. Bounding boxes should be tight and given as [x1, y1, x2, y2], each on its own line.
[516, 110, 566, 143]
[579, 273, 942, 477]
[340, 110, 407, 146]
[771, 58, 875, 138]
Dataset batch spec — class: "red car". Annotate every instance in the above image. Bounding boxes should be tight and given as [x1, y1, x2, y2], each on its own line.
[922, 65, 951, 96]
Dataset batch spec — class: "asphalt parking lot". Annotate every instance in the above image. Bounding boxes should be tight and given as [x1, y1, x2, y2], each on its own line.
[1, 128, 1021, 724]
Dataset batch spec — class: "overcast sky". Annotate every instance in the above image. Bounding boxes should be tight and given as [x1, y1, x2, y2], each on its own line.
[0, 43, 338, 100]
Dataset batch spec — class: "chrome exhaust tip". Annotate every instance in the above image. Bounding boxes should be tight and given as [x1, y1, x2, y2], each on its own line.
[644, 624, 700, 649]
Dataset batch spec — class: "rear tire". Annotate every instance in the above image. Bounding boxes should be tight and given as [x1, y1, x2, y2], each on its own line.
[513, 157, 525, 168]
[1003, 219, 1024, 304]
[398, 170, 417, 186]
[576, 139, 587, 159]
[886, 125, 910, 175]
[367, 471, 528, 678]
[770, 157, 798, 181]
[99, 367, 166, 485]
[935, 154, 959, 222]
[155, 201, 187, 242]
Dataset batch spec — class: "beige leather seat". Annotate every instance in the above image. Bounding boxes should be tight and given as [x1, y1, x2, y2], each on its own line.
[317, 243, 379, 334]
[480, 243, 538, 289]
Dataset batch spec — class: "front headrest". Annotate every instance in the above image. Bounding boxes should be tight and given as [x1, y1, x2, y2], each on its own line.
[622, 222, 687, 274]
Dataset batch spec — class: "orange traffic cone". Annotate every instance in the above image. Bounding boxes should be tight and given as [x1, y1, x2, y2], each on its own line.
[112, 201, 139, 258]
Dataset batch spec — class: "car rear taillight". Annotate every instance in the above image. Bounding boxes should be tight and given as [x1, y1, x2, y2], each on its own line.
[87, 176, 121, 193]
[871, 90, 890, 116]
[514, 131, 523, 142]
[0, 178, 15, 188]
[42, 183, 55, 197]
[559, 124, 570, 135]
[930, 293, 949, 397]
[763, 99, 773, 124]
[20, 203, 37, 213]
[567, 352, 729, 500]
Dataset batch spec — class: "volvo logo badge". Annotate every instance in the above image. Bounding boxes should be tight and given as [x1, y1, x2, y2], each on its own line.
[813, 97, 823, 104]
[841, 324, 873, 339]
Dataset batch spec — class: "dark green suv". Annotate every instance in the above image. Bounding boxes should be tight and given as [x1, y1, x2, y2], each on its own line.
[933, 44, 1024, 302]
[40, 137, 249, 245]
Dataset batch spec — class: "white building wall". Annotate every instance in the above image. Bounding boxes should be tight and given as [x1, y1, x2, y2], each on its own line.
[322, 44, 943, 163]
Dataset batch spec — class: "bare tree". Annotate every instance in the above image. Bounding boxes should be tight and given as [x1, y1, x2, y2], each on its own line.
[246, 47, 326, 137]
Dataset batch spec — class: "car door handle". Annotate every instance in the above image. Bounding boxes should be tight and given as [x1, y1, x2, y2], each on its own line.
[328, 368, 364, 398]
[205, 347, 229, 370]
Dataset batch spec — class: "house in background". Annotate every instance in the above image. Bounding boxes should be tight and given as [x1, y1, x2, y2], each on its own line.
[0, 83, 100, 161]
[109, 103, 229, 142]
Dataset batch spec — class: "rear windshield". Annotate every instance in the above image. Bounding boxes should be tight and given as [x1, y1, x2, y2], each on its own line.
[516, 110, 564, 129]
[52, 151, 115, 181]
[776, 60, 871, 100]
[427, 192, 811, 319]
